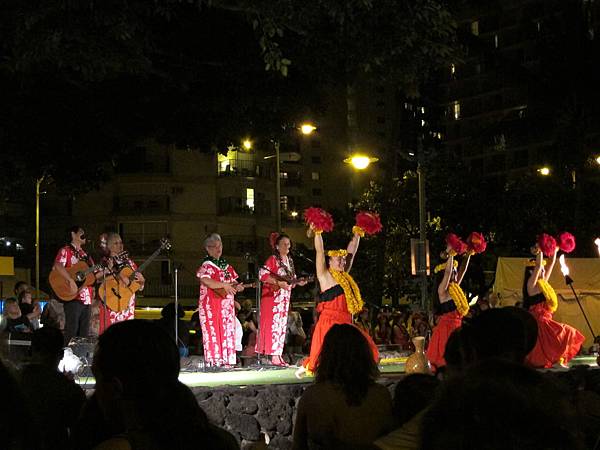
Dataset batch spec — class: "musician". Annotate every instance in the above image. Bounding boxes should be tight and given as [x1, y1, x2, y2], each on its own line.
[256, 233, 307, 366]
[52, 226, 95, 344]
[98, 232, 144, 334]
[196, 233, 244, 368]
[295, 227, 378, 378]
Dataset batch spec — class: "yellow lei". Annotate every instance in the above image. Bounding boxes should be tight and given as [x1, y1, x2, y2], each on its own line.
[448, 282, 469, 317]
[536, 279, 558, 312]
[328, 268, 364, 315]
[434, 260, 459, 274]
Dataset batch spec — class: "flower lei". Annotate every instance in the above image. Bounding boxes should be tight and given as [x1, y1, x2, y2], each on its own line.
[352, 225, 365, 237]
[536, 279, 558, 312]
[203, 255, 229, 271]
[328, 268, 364, 315]
[448, 282, 469, 317]
[327, 249, 348, 257]
[434, 260, 459, 274]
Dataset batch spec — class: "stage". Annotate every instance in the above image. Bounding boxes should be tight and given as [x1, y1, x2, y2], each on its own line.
[74, 355, 598, 390]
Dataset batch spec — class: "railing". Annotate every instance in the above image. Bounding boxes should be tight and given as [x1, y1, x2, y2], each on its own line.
[218, 198, 272, 217]
[114, 195, 170, 215]
[218, 160, 272, 179]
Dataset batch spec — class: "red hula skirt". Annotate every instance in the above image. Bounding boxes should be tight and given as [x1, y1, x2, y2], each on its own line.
[427, 310, 462, 372]
[525, 303, 585, 368]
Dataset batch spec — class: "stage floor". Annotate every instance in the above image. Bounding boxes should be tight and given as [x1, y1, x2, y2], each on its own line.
[75, 355, 598, 389]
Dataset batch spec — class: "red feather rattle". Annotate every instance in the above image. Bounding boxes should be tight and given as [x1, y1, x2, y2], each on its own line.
[303, 207, 334, 234]
[353, 211, 383, 237]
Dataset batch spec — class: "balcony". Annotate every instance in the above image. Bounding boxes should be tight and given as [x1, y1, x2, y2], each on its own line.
[218, 160, 272, 179]
[218, 198, 272, 217]
[114, 195, 170, 215]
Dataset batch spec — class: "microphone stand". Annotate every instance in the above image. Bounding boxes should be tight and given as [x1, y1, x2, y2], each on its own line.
[564, 275, 596, 340]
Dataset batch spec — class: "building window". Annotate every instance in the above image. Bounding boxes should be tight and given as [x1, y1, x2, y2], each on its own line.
[376, 100, 385, 108]
[311, 139, 321, 148]
[245, 188, 255, 210]
[280, 195, 288, 211]
[280, 171, 288, 179]
[471, 20, 479, 36]
[452, 101, 460, 120]
[311, 172, 320, 180]
[494, 34, 499, 48]
[377, 117, 386, 124]
[312, 188, 322, 196]
[311, 156, 322, 164]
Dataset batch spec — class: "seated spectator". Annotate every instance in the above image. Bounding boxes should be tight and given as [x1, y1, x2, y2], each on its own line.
[391, 312, 412, 350]
[89, 320, 237, 450]
[373, 374, 440, 450]
[3, 298, 34, 334]
[41, 297, 65, 331]
[18, 327, 85, 450]
[0, 358, 39, 450]
[420, 358, 584, 450]
[154, 302, 190, 356]
[354, 307, 372, 337]
[373, 312, 391, 345]
[18, 290, 41, 330]
[293, 324, 393, 450]
[285, 309, 306, 363]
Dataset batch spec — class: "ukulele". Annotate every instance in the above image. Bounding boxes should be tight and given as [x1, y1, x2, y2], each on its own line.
[213, 281, 257, 298]
[269, 273, 315, 288]
[98, 238, 171, 312]
[48, 253, 123, 301]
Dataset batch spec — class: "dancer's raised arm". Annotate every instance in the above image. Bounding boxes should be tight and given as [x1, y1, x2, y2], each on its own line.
[344, 232, 361, 273]
[456, 253, 471, 285]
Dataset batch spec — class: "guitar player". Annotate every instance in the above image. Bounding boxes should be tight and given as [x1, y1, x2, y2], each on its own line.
[196, 233, 245, 368]
[97, 232, 145, 334]
[52, 225, 97, 345]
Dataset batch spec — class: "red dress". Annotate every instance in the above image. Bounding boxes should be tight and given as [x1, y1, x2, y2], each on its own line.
[256, 255, 292, 356]
[98, 257, 138, 334]
[196, 259, 238, 367]
[302, 284, 379, 372]
[427, 300, 462, 372]
[525, 294, 585, 368]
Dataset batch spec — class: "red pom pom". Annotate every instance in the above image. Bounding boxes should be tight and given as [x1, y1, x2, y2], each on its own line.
[303, 207, 334, 233]
[446, 233, 468, 255]
[269, 232, 280, 250]
[467, 232, 487, 254]
[558, 232, 576, 253]
[537, 233, 557, 255]
[355, 211, 383, 235]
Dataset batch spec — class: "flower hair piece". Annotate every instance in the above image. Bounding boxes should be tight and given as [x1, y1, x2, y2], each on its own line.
[269, 232, 280, 250]
[354, 211, 383, 237]
[434, 260, 459, 274]
[558, 232, 576, 254]
[327, 249, 348, 257]
[303, 207, 334, 233]
[537, 233, 557, 255]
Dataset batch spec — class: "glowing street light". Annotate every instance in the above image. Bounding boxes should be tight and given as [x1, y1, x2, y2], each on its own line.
[242, 139, 253, 150]
[595, 155, 600, 165]
[300, 123, 317, 135]
[290, 211, 299, 218]
[344, 154, 379, 170]
[537, 166, 551, 176]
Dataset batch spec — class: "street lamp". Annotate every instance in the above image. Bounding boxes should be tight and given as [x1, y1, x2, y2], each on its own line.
[300, 123, 317, 135]
[537, 166, 551, 176]
[242, 139, 253, 151]
[344, 154, 379, 170]
[35, 174, 46, 301]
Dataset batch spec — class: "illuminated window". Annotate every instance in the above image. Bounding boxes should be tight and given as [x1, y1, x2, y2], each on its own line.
[471, 21, 479, 36]
[311, 172, 320, 180]
[450, 64, 456, 78]
[245, 188, 254, 210]
[453, 101, 460, 120]
[494, 34, 499, 48]
[219, 159, 230, 173]
[280, 195, 288, 211]
[280, 171, 288, 179]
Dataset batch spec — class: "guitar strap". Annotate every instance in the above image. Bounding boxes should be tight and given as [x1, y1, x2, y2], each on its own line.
[69, 244, 89, 264]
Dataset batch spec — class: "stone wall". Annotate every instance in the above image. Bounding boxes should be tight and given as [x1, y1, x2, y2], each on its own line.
[190, 378, 399, 450]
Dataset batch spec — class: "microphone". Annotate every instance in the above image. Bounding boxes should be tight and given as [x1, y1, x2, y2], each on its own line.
[293, 250, 314, 264]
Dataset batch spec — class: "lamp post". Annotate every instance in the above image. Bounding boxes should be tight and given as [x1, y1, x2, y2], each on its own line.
[271, 123, 316, 232]
[417, 139, 428, 311]
[35, 174, 45, 301]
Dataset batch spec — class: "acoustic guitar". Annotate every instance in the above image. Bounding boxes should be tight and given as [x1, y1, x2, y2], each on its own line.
[213, 281, 257, 298]
[98, 238, 171, 312]
[49, 258, 114, 301]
